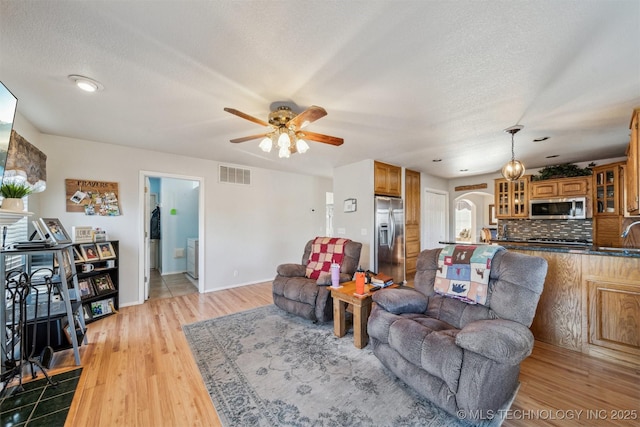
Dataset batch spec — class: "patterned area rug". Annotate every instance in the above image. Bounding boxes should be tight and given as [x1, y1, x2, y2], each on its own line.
[184, 305, 510, 427]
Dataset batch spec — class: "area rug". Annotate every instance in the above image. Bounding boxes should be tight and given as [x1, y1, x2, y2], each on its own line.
[184, 305, 514, 426]
[0, 368, 82, 427]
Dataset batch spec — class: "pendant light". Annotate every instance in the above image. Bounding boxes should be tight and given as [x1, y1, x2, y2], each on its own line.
[501, 125, 525, 181]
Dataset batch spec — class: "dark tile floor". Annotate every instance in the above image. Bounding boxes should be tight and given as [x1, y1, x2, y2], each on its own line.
[148, 269, 198, 299]
[1, 368, 82, 427]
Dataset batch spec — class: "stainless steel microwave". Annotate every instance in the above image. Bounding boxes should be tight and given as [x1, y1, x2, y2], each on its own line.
[529, 197, 587, 220]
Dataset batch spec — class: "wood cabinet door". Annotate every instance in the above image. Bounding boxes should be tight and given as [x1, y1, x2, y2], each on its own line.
[558, 177, 589, 197]
[593, 162, 624, 216]
[405, 169, 420, 225]
[531, 181, 558, 199]
[374, 161, 402, 197]
[626, 109, 640, 214]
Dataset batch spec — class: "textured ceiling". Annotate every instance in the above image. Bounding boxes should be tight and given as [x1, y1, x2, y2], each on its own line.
[1, 0, 639, 179]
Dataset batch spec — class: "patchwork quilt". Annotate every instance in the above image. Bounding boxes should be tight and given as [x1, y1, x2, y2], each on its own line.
[305, 237, 351, 280]
[434, 244, 504, 305]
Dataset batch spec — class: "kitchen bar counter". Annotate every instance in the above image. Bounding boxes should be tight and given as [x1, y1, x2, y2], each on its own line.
[489, 239, 640, 258]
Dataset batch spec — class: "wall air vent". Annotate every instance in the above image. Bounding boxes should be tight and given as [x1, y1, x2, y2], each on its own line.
[219, 165, 251, 185]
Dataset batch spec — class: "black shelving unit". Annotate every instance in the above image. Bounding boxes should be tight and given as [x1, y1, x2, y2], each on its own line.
[70, 240, 119, 324]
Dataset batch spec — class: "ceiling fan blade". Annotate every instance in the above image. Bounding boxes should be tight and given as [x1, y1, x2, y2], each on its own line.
[299, 131, 344, 146]
[230, 133, 268, 143]
[224, 107, 270, 127]
[286, 105, 327, 131]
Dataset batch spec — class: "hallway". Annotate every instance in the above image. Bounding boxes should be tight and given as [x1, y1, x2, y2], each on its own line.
[148, 268, 198, 299]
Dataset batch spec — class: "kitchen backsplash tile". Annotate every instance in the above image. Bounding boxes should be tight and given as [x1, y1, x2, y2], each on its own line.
[499, 219, 593, 242]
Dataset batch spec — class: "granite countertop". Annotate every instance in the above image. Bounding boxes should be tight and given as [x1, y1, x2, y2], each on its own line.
[489, 239, 640, 258]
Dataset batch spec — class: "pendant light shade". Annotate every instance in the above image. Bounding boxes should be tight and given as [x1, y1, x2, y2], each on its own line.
[501, 125, 525, 181]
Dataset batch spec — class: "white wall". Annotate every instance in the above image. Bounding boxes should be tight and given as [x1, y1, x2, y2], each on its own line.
[15, 117, 330, 306]
[333, 159, 374, 270]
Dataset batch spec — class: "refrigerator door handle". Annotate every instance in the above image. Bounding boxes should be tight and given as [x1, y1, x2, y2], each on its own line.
[389, 208, 395, 250]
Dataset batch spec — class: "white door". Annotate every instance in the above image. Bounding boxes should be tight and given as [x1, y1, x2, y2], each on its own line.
[423, 189, 448, 249]
[144, 176, 151, 300]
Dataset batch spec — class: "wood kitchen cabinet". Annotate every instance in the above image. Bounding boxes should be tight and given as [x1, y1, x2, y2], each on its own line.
[404, 168, 420, 278]
[583, 254, 640, 368]
[374, 161, 401, 197]
[593, 162, 625, 246]
[530, 176, 590, 199]
[626, 107, 640, 214]
[593, 162, 624, 216]
[511, 248, 640, 369]
[494, 176, 530, 219]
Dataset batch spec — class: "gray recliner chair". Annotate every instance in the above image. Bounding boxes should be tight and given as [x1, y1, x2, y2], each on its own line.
[272, 239, 362, 323]
[368, 248, 547, 421]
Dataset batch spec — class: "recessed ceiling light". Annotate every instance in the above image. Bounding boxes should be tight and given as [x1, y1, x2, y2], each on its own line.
[432, 159, 442, 162]
[68, 75, 104, 92]
[533, 137, 550, 142]
[545, 155, 559, 159]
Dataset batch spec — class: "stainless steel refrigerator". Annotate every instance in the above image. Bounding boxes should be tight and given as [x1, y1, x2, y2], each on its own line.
[374, 196, 405, 283]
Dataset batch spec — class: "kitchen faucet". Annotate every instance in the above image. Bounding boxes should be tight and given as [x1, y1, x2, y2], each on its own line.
[621, 220, 640, 238]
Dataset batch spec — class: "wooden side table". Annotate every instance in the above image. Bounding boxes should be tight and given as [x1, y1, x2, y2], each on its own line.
[330, 281, 395, 349]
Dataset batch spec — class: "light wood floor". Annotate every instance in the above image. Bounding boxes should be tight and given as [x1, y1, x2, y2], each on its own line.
[31, 282, 639, 426]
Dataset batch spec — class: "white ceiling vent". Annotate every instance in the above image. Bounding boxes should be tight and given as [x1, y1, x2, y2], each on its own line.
[219, 165, 251, 185]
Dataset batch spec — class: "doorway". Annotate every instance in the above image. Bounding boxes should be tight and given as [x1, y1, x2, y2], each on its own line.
[138, 171, 205, 304]
[423, 189, 449, 249]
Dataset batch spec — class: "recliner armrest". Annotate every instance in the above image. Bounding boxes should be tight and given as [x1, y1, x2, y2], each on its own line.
[456, 319, 534, 365]
[372, 288, 428, 314]
[276, 263, 307, 277]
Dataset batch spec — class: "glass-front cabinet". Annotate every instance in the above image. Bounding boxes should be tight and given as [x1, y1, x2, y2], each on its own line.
[593, 162, 624, 215]
[495, 176, 530, 219]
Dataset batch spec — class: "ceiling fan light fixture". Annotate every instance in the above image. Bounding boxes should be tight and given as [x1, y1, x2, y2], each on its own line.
[259, 136, 273, 153]
[277, 129, 290, 148]
[278, 144, 290, 158]
[501, 125, 526, 181]
[296, 138, 310, 154]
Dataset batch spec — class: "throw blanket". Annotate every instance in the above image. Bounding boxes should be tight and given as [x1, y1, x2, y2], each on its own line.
[434, 244, 503, 305]
[305, 237, 351, 280]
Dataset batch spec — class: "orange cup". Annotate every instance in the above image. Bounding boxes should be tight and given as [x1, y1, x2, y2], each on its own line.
[355, 271, 366, 294]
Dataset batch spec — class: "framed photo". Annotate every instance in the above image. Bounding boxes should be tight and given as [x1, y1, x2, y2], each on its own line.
[489, 204, 497, 225]
[343, 198, 357, 213]
[77, 278, 95, 299]
[39, 218, 72, 244]
[53, 250, 73, 279]
[73, 247, 85, 263]
[91, 274, 115, 295]
[96, 242, 116, 260]
[72, 226, 93, 243]
[79, 243, 99, 261]
[31, 220, 48, 241]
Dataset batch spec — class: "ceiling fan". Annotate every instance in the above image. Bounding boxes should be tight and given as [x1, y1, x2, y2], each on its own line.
[224, 105, 344, 158]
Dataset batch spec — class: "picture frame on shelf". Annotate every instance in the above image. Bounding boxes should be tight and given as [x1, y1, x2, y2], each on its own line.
[77, 278, 95, 299]
[91, 274, 115, 295]
[53, 250, 73, 279]
[90, 298, 113, 317]
[96, 241, 116, 260]
[79, 243, 99, 261]
[39, 218, 72, 244]
[31, 220, 48, 241]
[72, 226, 93, 243]
[73, 247, 84, 263]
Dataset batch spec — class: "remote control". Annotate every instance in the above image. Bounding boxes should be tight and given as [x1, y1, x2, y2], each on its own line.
[369, 286, 381, 292]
